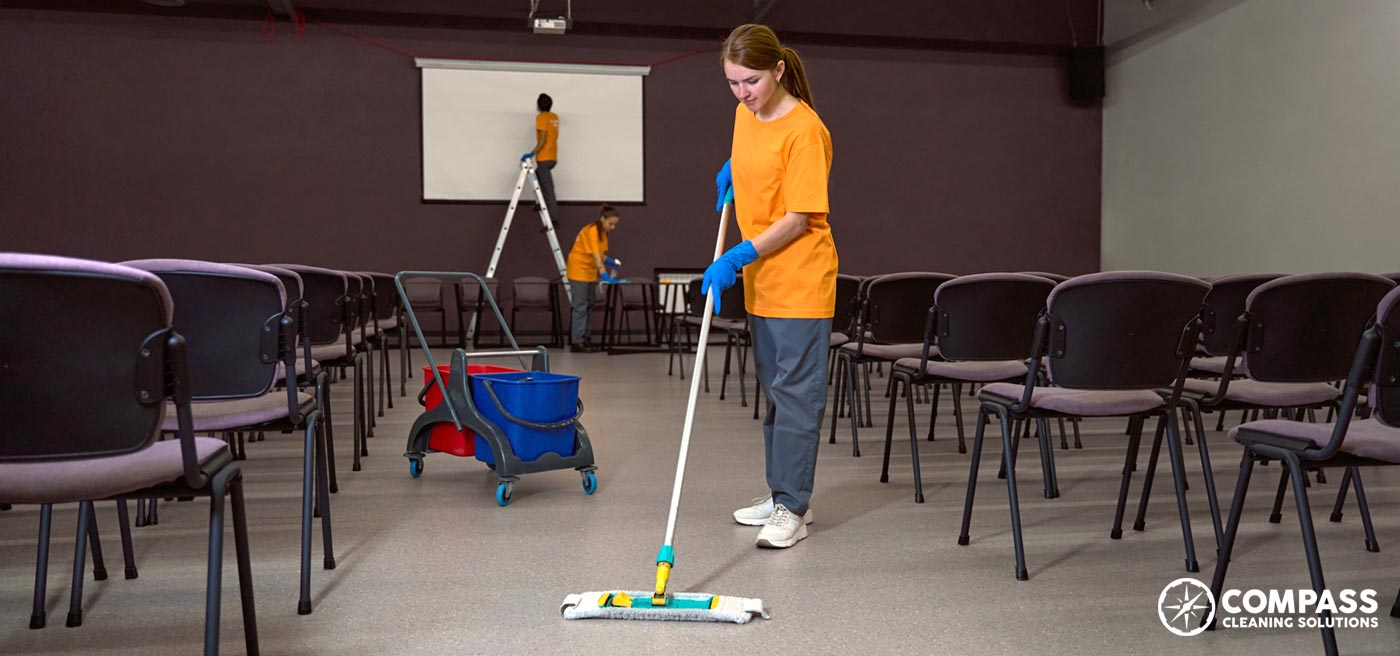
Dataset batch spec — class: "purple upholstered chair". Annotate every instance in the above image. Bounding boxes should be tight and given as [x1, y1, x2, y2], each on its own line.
[0, 254, 258, 654]
[455, 275, 502, 349]
[1189, 273, 1284, 378]
[959, 271, 1212, 581]
[124, 259, 335, 617]
[1206, 284, 1400, 653]
[511, 276, 562, 348]
[832, 272, 956, 457]
[1017, 271, 1070, 283]
[1172, 273, 1395, 532]
[363, 271, 401, 412]
[885, 273, 1055, 502]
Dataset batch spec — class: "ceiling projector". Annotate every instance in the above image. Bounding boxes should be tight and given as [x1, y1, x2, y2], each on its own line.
[532, 17, 568, 34]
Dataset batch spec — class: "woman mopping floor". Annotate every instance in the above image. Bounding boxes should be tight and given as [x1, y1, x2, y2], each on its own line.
[561, 23, 836, 624]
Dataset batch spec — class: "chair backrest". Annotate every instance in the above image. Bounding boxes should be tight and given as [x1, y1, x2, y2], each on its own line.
[1197, 273, 1284, 356]
[124, 259, 288, 400]
[1044, 271, 1210, 390]
[1, 254, 175, 461]
[244, 265, 303, 311]
[404, 280, 443, 311]
[934, 273, 1054, 362]
[1242, 273, 1395, 383]
[620, 277, 653, 304]
[686, 279, 705, 317]
[366, 272, 399, 322]
[833, 274, 862, 335]
[1018, 271, 1070, 283]
[270, 264, 347, 346]
[342, 272, 364, 332]
[513, 276, 553, 308]
[861, 272, 957, 344]
[1374, 286, 1400, 428]
[457, 277, 501, 308]
[718, 278, 747, 320]
[1380, 272, 1400, 286]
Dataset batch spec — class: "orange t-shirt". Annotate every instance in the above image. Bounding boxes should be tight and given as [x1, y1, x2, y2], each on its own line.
[535, 111, 559, 162]
[731, 101, 837, 319]
[566, 223, 608, 282]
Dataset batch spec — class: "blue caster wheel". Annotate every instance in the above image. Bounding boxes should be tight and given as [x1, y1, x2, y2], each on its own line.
[582, 471, 597, 495]
[408, 459, 423, 478]
[495, 482, 513, 506]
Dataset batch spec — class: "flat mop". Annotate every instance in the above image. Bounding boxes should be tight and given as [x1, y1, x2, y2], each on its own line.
[561, 197, 770, 624]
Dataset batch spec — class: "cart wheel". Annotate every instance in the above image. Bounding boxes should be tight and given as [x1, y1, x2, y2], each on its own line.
[582, 471, 597, 495]
[409, 459, 423, 478]
[495, 482, 513, 506]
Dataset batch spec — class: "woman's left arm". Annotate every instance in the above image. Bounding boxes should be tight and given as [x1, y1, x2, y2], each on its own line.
[749, 212, 810, 256]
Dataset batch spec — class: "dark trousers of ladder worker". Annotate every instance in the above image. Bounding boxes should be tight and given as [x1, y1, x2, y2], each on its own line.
[749, 315, 830, 516]
[536, 160, 560, 223]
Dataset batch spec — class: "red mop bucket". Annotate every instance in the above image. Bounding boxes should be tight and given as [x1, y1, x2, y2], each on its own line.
[421, 364, 519, 456]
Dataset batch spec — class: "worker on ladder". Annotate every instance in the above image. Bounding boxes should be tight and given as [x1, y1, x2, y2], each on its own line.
[522, 93, 560, 230]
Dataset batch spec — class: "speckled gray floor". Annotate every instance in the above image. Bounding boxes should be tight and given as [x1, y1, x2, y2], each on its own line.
[2, 346, 1398, 655]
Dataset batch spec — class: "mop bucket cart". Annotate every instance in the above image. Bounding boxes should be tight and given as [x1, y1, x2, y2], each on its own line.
[395, 271, 598, 506]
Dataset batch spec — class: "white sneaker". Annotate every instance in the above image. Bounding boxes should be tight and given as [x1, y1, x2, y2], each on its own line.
[733, 496, 814, 526]
[755, 504, 808, 548]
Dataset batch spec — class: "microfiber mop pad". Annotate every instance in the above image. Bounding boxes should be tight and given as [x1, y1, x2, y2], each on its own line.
[560, 591, 768, 624]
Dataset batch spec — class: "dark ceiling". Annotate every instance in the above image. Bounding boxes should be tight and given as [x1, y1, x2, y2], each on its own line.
[8, 0, 1108, 54]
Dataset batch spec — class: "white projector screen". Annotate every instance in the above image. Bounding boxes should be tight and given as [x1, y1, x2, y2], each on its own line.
[418, 59, 648, 203]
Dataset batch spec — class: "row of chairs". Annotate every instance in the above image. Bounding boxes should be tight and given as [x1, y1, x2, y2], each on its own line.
[404, 276, 660, 349]
[815, 267, 1400, 653]
[0, 254, 410, 655]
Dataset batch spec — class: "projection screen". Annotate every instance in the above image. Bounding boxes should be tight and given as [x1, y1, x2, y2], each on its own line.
[418, 58, 649, 203]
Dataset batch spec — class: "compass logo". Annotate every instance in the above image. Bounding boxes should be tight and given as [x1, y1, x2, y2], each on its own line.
[1158, 577, 1216, 637]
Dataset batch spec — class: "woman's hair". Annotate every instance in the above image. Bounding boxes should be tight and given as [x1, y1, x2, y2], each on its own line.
[595, 204, 618, 232]
[720, 24, 814, 108]
[537, 93, 553, 112]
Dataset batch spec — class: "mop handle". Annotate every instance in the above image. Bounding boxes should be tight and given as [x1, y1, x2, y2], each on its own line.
[661, 203, 732, 548]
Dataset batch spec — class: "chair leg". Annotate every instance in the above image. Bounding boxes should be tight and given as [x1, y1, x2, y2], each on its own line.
[1132, 415, 1167, 532]
[880, 373, 900, 484]
[67, 501, 93, 627]
[204, 471, 230, 656]
[1186, 400, 1224, 552]
[1036, 417, 1059, 499]
[1071, 417, 1083, 449]
[1207, 450, 1257, 632]
[317, 373, 338, 493]
[116, 499, 137, 580]
[364, 349, 375, 439]
[952, 383, 967, 454]
[738, 335, 749, 408]
[926, 383, 941, 442]
[399, 322, 409, 398]
[1282, 454, 1339, 656]
[382, 336, 393, 411]
[829, 355, 844, 444]
[1111, 421, 1144, 540]
[1163, 409, 1200, 573]
[355, 354, 367, 458]
[1329, 466, 1352, 522]
[297, 410, 317, 616]
[905, 377, 925, 503]
[228, 476, 261, 656]
[1347, 466, 1380, 552]
[1269, 468, 1289, 523]
[719, 333, 732, 401]
[846, 356, 861, 457]
[862, 364, 874, 428]
[958, 405, 990, 546]
[31, 504, 53, 629]
[315, 417, 337, 570]
[86, 506, 108, 581]
[999, 408, 1030, 580]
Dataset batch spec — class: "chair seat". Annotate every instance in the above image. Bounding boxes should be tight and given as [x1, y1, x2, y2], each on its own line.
[1190, 355, 1248, 376]
[162, 392, 314, 432]
[840, 342, 930, 360]
[0, 438, 230, 505]
[376, 318, 398, 332]
[275, 359, 320, 382]
[310, 340, 351, 361]
[981, 383, 1165, 416]
[829, 332, 849, 348]
[896, 358, 1029, 383]
[712, 318, 747, 331]
[1230, 419, 1400, 463]
[1181, 378, 1340, 407]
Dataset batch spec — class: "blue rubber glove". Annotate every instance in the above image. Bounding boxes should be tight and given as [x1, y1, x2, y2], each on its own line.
[604, 257, 620, 269]
[715, 160, 733, 212]
[599, 272, 620, 284]
[700, 240, 759, 314]
[521, 152, 534, 162]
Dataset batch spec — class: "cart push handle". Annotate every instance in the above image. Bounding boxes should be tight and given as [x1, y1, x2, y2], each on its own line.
[477, 378, 586, 431]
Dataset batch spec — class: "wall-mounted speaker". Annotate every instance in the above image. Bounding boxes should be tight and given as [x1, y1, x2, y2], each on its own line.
[1068, 46, 1105, 102]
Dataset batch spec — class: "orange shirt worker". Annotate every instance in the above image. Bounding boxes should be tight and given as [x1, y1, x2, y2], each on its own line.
[704, 24, 838, 549]
[565, 205, 621, 352]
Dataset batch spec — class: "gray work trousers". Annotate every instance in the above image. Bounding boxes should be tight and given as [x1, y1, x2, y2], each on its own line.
[568, 279, 595, 345]
[749, 314, 831, 516]
[535, 160, 559, 222]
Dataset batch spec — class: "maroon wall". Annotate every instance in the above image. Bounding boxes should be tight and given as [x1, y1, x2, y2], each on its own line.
[0, 9, 1100, 297]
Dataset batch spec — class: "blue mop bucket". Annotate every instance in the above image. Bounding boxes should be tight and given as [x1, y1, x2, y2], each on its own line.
[470, 371, 582, 465]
